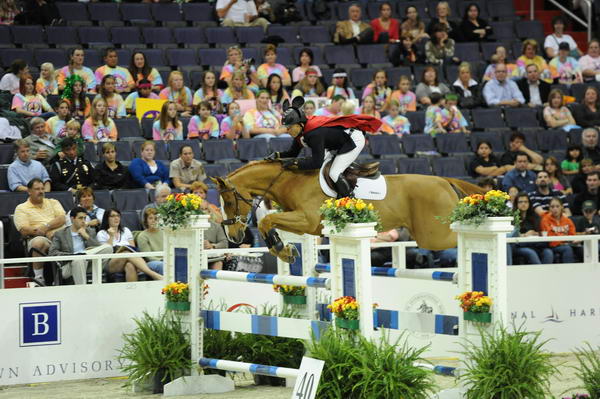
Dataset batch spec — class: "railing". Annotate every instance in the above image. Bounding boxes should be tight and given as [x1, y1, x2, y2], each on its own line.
[532, 0, 593, 42]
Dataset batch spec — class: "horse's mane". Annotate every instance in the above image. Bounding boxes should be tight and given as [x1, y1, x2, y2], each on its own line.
[227, 160, 280, 178]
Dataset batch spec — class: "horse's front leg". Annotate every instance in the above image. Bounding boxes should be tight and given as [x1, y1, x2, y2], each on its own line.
[258, 211, 315, 263]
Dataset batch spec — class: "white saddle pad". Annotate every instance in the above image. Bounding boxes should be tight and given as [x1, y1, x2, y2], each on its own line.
[319, 158, 387, 200]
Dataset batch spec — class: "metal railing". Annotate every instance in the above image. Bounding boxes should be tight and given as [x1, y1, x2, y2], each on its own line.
[533, 0, 593, 42]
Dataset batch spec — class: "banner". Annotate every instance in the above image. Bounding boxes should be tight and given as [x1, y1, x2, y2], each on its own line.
[135, 98, 167, 123]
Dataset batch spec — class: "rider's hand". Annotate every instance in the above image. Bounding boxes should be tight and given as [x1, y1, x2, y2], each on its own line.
[281, 158, 298, 169]
[264, 152, 280, 161]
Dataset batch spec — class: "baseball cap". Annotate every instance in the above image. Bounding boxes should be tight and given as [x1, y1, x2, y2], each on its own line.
[582, 200, 596, 211]
[559, 42, 570, 51]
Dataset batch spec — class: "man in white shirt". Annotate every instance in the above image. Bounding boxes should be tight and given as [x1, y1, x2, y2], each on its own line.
[333, 4, 372, 44]
[483, 63, 525, 107]
[216, 0, 269, 31]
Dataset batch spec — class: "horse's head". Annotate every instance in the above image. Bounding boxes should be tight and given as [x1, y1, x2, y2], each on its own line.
[212, 176, 252, 244]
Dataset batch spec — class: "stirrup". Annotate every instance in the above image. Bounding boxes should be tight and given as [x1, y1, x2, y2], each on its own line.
[334, 174, 353, 199]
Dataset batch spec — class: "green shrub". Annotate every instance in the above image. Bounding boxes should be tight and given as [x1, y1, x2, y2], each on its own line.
[459, 324, 559, 399]
[307, 329, 436, 399]
[574, 343, 600, 399]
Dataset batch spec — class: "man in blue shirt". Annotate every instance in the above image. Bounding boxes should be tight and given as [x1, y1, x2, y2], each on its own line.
[7, 139, 51, 192]
[502, 152, 537, 193]
[483, 63, 525, 107]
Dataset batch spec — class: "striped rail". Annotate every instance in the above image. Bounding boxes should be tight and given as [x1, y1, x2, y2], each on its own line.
[314, 263, 456, 283]
[200, 270, 330, 289]
[199, 358, 300, 378]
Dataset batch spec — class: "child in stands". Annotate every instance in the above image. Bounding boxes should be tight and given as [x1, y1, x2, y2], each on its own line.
[45, 99, 71, 138]
[96, 75, 126, 119]
[36, 62, 58, 97]
[159, 71, 193, 117]
[424, 92, 446, 136]
[362, 70, 391, 112]
[95, 47, 135, 93]
[360, 95, 381, 119]
[62, 75, 90, 120]
[381, 100, 411, 136]
[220, 101, 248, 140]
[441, 93, 470, 133]
[303, 100, 316, 117]
[561, 145, 582, 176]
[193, 71, 223, 108]
[152, 101, 183, 141]
[386, 75, 416, 113]
[53, 119, 85, 160]
[124, 79, 159, 116]
[82, 97, 118, 142]
[188, 101, 219, 140]
[326, 68, 356, 99]
[12, 74, 54, 118]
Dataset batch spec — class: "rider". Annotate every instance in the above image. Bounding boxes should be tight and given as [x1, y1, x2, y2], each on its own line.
[266, 97, 382, 198]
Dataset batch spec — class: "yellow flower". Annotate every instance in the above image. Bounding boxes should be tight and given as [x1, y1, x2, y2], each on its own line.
[356, 202, 366, 211]
[167, 194, 174, 201]
[367, 203, 374, 210]
[181, 199, 188, 207]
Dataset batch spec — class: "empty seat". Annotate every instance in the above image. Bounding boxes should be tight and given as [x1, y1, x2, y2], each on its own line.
[169, 140, 201, 161]
[111, 27, 143, 47]
[356, 44, 389, 65]
[489, 21, 515, 41]
[299, 26, 331, 44]
[94, 190, 112, 210]
[267, 26, 300, 43]
[235, 27, 265, 44]
[397, 158, 432, 175]
[198, 49, 227, 67]
[120, 210, 143, 231]
[166, 48, 198, 66]
[1, 49, 34, 68]
[515, 20, 544, 42]
[504, 107, 539, 129]
[568, 128, 583, 146]
[78, 27, 112, 47]
[0, 167, 8, 191]
[470, 131, 505, 152]
[120, 3, 153, 25]
[10, 26, 45, 47]
[34, 49, 68, 69]
[142, 27, 174, 48]
[173, 27, 207, 48]
[431, 157, 468, 178]
[454, 42, 480, 62]
[269, 137, 293, 153]
[487, 0, 517, 20]
[182, 3, 216, 23]
[368, 135, 401, 157]
[537, 130, 568, 152]
[88, 3, 122, 26]
[114, 119, 143, 139]
[402, 135, 436, 155]
[205, 27, 236, 44]
[0, 144, 14, 164]
[350, 68, 375, 89]
[0, 192, 28, 217]
[98, 141, 132, 162]
[435, 133, 470, 154]
[203, 164, 229, 182]
[0, 26, 12, 48]
[324, 45, 357, 65]
[57, 2, 90, 25]
[406, 111, 426, 133]
[46, 191, 74, 212]
[151, 3, 184, 25]
[471, 108, 506, 130]
[203, 140, 236, 162]
[46, 26, 79, 46]
[237, 138, 269, 161]
[378, 159, 397, 175]
[113, 189, 149, 211]
[226, 161, 244, 173]
[83, 142, 99, 163]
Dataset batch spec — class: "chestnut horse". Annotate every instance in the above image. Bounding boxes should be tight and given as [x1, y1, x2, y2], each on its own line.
[213, 160, 483, 263]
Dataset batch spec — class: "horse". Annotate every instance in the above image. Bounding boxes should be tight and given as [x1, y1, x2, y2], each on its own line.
[213, 160, 484, 263]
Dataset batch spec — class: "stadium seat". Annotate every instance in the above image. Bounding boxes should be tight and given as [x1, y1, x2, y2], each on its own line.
[226, 161, 244, 173]
[88, 3, 122, 27]
[459, 0, 488, 19]
[368, 135, 402, 157]
[0, 144, 14, 164]
[470, 131, 505, 152]
[83, 142, 99, 163]
[2, 49, 34, 68]
[235, 27, 265, 44]
[111, 27, 143, 48]
[515, 20, 544, 42]
[34, 49, 68, 70]
[169, 140, 201, 161]
[56, 2, 91, 26]
[46, 191, 75, 212]
[413, 65, 443, 83]
[0, 167, 9, 191]
[350, 68, 375, 89]
[568, 129, 583, 146]
[198, 49, 227, 67]
[489, 21, 515, 41]
[454, 42, 480, 63]
[135, 49, 166, 67]
[273, 47, 293, 67]
[471, 108, 506, 130]
[10, 26, 46, 48]
[435, 133, 470, 155]
[402, 135, 436, 155]
[203, 164, 229, 183]
[501, 129, 538, 151]
[487, 0, 517, 20]
[205, 27, 237, 45]
[406, 111, 426, 133]
[432, 157, 469, 178]
[299, 26, 331, 44]
[481, 42, 506, 61]
[173, 27, 207, 48]
[0, 26, 12, 48]
[237, 139, 269, 161]
[356, 44, 390, 65]
[166, 48, 198, 67]
[46, 26, 79, 47]
[94, 190, 113, 210]
[386, 67, 412, 88]
[98, 141, 132, 162]
[151, 3, 185, 27]
[182, 3, 217, 25]
[78, 27, 112, 48]
[504, 107, 539, 129]
[203, 140, 237, 162]
[0, 192, 28, 218]
[537, 130, 569, 152]
[267, 26, 300, 43]
[142, 28, 175, 49]
[397, 158, 432, 175]
[378, 159, 397, 175]
[120, 210, 143, 232]
[114, 119, 143, 140]
[269, 137, 294, 153]
[324, 45, 357, 65]
[120, 3, 154, 26]
[113, 189, 150, 211]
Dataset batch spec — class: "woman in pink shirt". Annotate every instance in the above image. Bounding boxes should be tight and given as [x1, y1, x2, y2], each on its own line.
[371, 2, 400, 43]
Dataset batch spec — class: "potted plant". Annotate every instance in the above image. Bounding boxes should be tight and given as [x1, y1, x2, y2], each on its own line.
[329, 296, 360, 330]
[156, 193, 208, 230]
[456, 291, 492, 323]
[443, 190, 518, 229]
[561, 342, 600, 399]
[273, 284, 306, 304]
[162, 282, 190, 311]
[319, 197, 381, 235]
[118, 311, 192, 394]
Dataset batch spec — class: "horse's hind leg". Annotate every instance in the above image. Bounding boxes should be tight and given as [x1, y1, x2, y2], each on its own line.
[259, 211, 315, 263]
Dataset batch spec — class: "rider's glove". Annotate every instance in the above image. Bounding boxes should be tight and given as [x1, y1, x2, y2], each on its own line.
[264, 152, 280, 161]
[281, 158, 299, 169]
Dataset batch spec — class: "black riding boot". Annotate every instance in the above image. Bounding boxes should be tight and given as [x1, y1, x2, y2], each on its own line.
[334, 174, 353, 199]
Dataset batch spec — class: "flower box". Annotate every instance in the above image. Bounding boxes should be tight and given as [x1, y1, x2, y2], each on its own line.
[283, 295, 307, 305]
[464, 311, 492, 323]
[321, 222, 378, 238]
[335, 317, 359, 330]
[450, 216, 514, 233]
[166, 301, 190, 311]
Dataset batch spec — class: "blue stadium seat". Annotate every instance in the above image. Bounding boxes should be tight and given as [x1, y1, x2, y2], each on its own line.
[406, 111, 426, 133]
[88, 3, 122, 26]
[487, 0, 517, 20]
[142, 28, 175, 48]
[235, 27, 265, 44]
[226, 161, 244, 173]
[166, 48, 198, 67]
[93, 190, 112, 210]
[46, 26, 79, 47]
[98, 141, 132, 162]
[568, 128, 583, 146]
[435, 133, 470, 154]
[151, 3, 185, 26]
[115, 49, 132, 67]
[515, 20, 544, 42]
[182, 3, 217, 24]
[0, 192, 28, 217]
[489, 21, 515, 41]
[46, 191, 75, 212]
[114, 119, 143, 140]
[56, 2, 91, 26]
[299, 26, 331, 44]
[537, 130, 568, 152]
[378, 159, 397, 175]
[113, 189, 150, 211]
[356, 44, 390, 65]
[203, 140, 237, 162]
[169, 140, 201, 161]
[267, 26, 300, 43]
[84, 49, 102, 67]
[198, 49, 227, 67]
[206, 188, 220, 207]
[173, 27, 207, 48]
[324, 45, 357, 65]
[237, 139, 269, 161]
[34, 49, 68, 69]
[10, 26, 45, 48]
[203, 164, 229, 183]
[111, 27, 143, 48]
[0, 26, 13, 48]
[432, 157, 469, 178]
[454, 42, 480, 62]
[504, 107, 539, 129]
[481, 42, 506, 61]
[385, 67, 412, 88]
[84, 142, 99, 163]
[121, 210, 143, 231]
[120, 3, 153, 26]
[471, 108, 506, 130]
[269, 137, 294, 153]
[0, 167, 8, 191]
[78, 27, 112, 48]
[205, 27, 236, 44]
[368, 135, 402, 157]
[470, 131, 505, 152]
[0, 144, 14, 164]
[350, 68, 375, 89]
[397, 158, 432, 175]
[402, 135, 436, 156]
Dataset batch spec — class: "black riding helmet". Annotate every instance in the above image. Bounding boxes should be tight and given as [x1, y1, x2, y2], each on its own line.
[282, 97, 307, 126]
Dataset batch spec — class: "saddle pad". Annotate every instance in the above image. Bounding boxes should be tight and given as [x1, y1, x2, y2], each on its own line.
[319, 160, 387, 200]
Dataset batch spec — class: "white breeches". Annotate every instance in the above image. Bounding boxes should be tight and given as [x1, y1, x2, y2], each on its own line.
[328, 129, 365, 182]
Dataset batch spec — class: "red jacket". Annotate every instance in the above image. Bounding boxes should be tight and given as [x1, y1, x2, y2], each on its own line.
[304, 114, 382, 134]
[370, 18, 401, 42]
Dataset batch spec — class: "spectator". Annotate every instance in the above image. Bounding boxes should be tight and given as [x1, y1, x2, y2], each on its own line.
[74, 187, 104, 229]
[427, 1, 460, 41]
[500, 131, 543, 168]
[549, 42, 583, 85]
[341, 100, 357, 116]
[25, 117, 58, 166]
[188, 101, 219, 140]
[266, 74, 290, 113]
[53, 119, 84, 161]
[543, 89, 580, 131]
[57, 48, 96, 93]
[193, 71, 223, 108]
[45, 100, 71, 139]
[95, 75, 126, 119]
[561, 145, 583, 176]
[291, 68, 325, 98]
[255, 0, 273, 22]
[400, 5, 429, 44]
[97, 208, 162, 281]
[220, 102, 249, 139]
[459, 2, 492, 42]
[516, 39, 552, 83]
[20, 0, 59, 26]
[141, 182, 171, 219]
[62, 74, 91, 120]
[424, 92, 447, 137]
[451, 62, 483, 109]
[529, 171, 571, 216]
[386, 75, 417, 113]
[304, 100, 316, 117]
[483, 63, 525, 107]
[572, 87, 600, 128]
[95, 48, 135, 94]
[49, 137, 94, 193]
[81, 97, 118, 142]
[243, 90, 287, 139]
[370, 2, 400, 43]
[128, 51, 163, 93]
[8, 139, 51, 192]
[153, 101, 183, 141]
[539, 197, 576, 263]
[0, 59, 28, 95]
[205, 220, 229, 270]
[49, 207, 112, 285]
[14, 178, 66, 286]
[216, 0, 269, 30]
[170, 145, 207, 191]
[441, 93, 469, 133]
[381, 100, 410, 136]
[572, 171, 600, 216]
[362, 70, 392, 112]
[0, 0, 20, 25]
[220, 45, 260, 93]
[292, 48, 322, 83]
[390, 33, 424, 66]
[325, 69, 356, 100]
[511, 192, 551, 264]
[360, 95, 381, 120]
[221, 71, 255, 105]
[124, 79, 160, 116]
[36, 62, 58, 97]
[333, 3, 373, 44]
[159, 71, 193, 118]
[257, 45, 291, 88]
[469, 141, 507, 178]
[579, 39, 600, 82]
[482, 46, 520, 81]
[129, 141, 170, 189]
[544, 156, 572, 195]
[516, 64, 551, 108]
[93, 142, 130, 190]
[425, 24, 458, 65]
[314, 95, 345, 117]
[572, 158, 595, 194]
[12, 74, 54, 118]
[191, 181, 223, 223]
[581, 128, 600, 164]
[136, 208, 164, 275]
[574, 200, 600, 235]
[415, 66, 450, 105]
[544, 16, 583, 59]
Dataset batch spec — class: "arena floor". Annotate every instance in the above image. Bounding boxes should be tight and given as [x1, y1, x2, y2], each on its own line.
[0, 354, 583, 399]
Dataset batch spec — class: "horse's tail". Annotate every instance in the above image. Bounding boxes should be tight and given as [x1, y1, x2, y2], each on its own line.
[443, 177, 485, 199]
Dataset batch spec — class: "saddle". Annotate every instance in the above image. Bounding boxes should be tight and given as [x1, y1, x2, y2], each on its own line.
[322, 160, 380, 192]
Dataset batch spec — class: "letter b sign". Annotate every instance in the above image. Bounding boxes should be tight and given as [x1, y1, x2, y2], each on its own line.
[20, 302, 61, 347]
